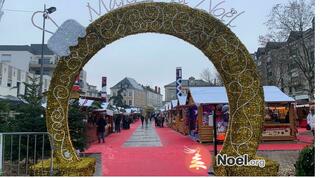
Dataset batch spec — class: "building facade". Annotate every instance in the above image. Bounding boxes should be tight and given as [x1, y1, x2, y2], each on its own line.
[110, 77, 162, 108]
[254, 25, 315, 102]
[0, 61, 51, 98]
[0, 44, 99, 98]
[144, 86, 162, 108]
[164, 76, 213, 102]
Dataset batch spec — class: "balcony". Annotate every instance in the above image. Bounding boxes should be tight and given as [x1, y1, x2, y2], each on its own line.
[29, 63, 57, 69]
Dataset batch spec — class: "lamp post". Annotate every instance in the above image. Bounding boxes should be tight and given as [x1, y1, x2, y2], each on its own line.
[35, 5, 56, 99]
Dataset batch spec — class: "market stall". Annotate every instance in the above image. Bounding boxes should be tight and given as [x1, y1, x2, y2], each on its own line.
[262, 86, 296, 141]
[170, 100, 178, 131]
[295, 102, 314, 128]
[187, 87, 228, 143]
[187, 86, 297, 143]
[176, 95, 189, 135]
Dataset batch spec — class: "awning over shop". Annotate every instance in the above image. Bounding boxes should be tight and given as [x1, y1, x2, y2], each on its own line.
[189, 86, 295, 105]
[79, 98, 94, 107]
[93, 108, 114, 116]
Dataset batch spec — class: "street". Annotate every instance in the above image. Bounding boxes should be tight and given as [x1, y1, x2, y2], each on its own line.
[86, 120, 210, 176]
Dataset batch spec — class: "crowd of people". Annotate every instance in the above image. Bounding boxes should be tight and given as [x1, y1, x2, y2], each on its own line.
[92, 111, 167, 144]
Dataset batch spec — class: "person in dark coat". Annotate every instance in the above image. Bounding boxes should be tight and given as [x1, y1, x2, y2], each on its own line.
[96, 117, 107, 143]
[140, 115, 145, 127]
[115, 114, 121, 133]
[145, 114, 149, 128]
[160, 113, 165, 127]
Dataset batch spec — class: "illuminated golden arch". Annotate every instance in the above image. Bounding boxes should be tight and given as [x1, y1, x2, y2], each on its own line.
[46, 2, 278, 176]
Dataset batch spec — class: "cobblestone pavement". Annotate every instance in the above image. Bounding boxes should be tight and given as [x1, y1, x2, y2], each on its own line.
[257, 150, 299, 176]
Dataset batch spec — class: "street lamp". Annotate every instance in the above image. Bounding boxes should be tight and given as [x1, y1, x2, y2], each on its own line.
[32, 5, 56, 101]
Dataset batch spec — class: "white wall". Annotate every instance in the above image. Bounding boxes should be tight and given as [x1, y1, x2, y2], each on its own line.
[0, 62, 51, 97]
[0, 51, 33, 72]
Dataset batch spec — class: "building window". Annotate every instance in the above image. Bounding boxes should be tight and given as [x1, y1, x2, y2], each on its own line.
[123, 91, 127, 96]
[17, 70, 21, 81]
[7, 79, 12, 87]
[8, 66, 12, 79]
[44, 79, 48, 89]
[1, 54, 12, 63]
[43, 69, 50, 75]
[129, 100, 132, 106]
[38, 58, 51, 64]
[129, 90, 132, 96]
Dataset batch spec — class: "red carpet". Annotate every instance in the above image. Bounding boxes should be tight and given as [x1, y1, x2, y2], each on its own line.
[205, 142, 310, 151]
[85, 121, 209, 176]
[85, 122, 313, 176]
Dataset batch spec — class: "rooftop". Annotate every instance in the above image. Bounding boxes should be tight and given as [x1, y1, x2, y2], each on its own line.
[0, 44, 54, 55]
[188, 86, 295, 105]
[111, 77, 144, 90]
[164, 77, 213, 87]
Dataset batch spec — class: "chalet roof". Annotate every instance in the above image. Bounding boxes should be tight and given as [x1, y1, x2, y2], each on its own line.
[188, 86, 295, 105]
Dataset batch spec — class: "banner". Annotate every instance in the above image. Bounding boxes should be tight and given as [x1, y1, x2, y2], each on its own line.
[101, 76, 107, 101]
[176, 67, 183, 97]
[72, 74, 80, 91]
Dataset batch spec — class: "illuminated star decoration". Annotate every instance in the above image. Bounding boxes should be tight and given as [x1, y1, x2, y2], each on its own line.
[184, 146, 207, 170]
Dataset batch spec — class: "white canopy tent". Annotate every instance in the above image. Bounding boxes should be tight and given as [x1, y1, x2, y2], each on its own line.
[79, 98, 94, 107]
[189, 86, 295, 105]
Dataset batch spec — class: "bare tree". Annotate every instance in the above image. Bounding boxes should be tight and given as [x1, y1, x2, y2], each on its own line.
[259, 0, 314, 100]
[200, 68, 223, 86]
[259, 0, 314, 45]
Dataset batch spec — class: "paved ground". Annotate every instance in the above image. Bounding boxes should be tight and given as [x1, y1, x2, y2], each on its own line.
[86, 121, 210, 176]
[123, 124, 162, 147]
[257, 150, 299, 176]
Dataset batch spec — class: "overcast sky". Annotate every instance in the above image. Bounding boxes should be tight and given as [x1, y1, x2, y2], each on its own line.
[0, 0, 293, 94]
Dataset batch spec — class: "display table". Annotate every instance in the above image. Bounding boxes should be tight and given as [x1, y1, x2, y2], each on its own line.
[262, 123, 296, 141]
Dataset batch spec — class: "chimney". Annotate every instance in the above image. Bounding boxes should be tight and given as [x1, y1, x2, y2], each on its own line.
[158, 87, 161, 94]
[155, 86, 157, 93]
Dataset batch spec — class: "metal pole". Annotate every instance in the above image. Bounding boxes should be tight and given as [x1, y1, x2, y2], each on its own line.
[0, 134, 3, 176]
[39, 4, 46, 98]
[213, 107, 218, 157]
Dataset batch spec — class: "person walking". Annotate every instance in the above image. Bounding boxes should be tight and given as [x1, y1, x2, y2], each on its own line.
[145, 114, 149, 128]
[307, 106, 315, 136]
[96, 116, 107, 143]
[160, 113, 165, 128]
[114, 114, 121, 133]
[140, 114, 145, 127]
